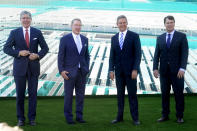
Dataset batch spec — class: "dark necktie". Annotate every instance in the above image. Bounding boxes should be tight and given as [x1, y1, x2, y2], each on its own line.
[166, 34, 171, 48]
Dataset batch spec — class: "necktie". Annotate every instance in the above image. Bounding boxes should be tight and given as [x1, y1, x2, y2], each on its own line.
[76, 35, 82, 53]
[119, 32, 124, 50]
[25, 29, 29, 48]
[166, 34, 171, 48]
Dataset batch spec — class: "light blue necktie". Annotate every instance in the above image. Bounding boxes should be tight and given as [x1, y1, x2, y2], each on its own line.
[119, 32, 124, 50]
[76, 35, 82, 53]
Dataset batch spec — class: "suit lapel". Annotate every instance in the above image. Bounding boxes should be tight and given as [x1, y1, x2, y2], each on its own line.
[29, 27, 34, 49]
[170, 31, 177, 48]
[19, 27, 29, 49]
[161, 33, 167, 49]
[121, 31, 129, 50]
[115, 31, 128, 51]
[115, 33, 121, 51]
[70, 33, 80, 54]
[80, 35, 85, 55]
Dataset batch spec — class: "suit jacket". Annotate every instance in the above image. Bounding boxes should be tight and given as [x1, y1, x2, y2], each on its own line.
[153, 31, 188, 75]
[58, 33, 90, 78]
[3, 27, 49, 76]
[109, 30, 141, 76]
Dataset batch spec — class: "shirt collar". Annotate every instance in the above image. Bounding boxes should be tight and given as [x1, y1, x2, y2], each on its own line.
[166, 30, 175, 36]
[23, 26, 30, 32]
[72, 32, 80, 38]
[119, 30, 127, 36]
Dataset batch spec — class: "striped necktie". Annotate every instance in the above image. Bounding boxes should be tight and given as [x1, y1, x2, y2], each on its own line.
[119, 32, 124, 50]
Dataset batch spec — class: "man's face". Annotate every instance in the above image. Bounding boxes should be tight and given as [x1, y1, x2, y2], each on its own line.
[72, 20, 82, 35]
[20, 14, 32, 28]
[117, 18, 128, 32]
[164, 18, 175, 33]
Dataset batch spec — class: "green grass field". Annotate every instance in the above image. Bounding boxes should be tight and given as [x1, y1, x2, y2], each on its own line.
[0, 95, 197, 131]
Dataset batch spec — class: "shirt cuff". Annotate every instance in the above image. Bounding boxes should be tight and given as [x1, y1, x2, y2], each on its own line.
[179, 68, 186, 72]
[18, 52, 20, 57]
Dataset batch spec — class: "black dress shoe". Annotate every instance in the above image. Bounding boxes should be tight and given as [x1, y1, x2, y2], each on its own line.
[133, 120, 140, 125]
[76, 119, 86, 123]
[157, 117, 169, 122]
[17, 120, 25, 126]
[67, 121, 76, 125]
[177, 118, 184, 123]
[29, 120, 36, 126]
[111, 119, 123, 124]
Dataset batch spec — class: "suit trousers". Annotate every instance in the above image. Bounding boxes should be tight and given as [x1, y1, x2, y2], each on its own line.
[160, 65, 184, 118]
[64, 68, 86, 122]
[14, 68, 38, 121]
[115, 71, 139, 121]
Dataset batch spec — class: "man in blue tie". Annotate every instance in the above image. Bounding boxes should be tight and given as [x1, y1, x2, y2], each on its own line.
[109, 15, 141, 125]
[58, 18, 90, 124]
[3, 11, 49, 126]
[153, 16, 188, 123]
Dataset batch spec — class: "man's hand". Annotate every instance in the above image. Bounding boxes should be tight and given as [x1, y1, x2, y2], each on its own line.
[19, 50, 30, 56]
[61, 71, 69, 80]
[153, 70, 160, 78]
[29, 53, 39, 60]
[109, 71, 115, 81]
[177, 70, 185, 79]
[131, 70, 138, 79]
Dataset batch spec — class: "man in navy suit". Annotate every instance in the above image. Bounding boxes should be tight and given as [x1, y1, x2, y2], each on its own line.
[109, 15, 141, 125]
[58, 18, 90, 124]
[3, 11, 49, 126]
[153, 16, 188, 123]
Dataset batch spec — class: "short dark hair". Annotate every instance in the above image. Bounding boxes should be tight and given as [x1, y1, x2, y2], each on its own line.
[117, 15, 128, 24]
[164, 15, 175, 24]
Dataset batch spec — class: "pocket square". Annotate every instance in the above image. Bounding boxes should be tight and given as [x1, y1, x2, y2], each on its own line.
[33, 38, 37, 40]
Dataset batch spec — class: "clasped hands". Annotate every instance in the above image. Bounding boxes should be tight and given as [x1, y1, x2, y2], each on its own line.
[19, 50, 39, 60]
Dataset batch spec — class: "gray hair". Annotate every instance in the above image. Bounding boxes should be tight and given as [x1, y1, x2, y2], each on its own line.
[117, 15, 128, 24]
[20, 10, 32, 19]
[71, 18, 82, 26]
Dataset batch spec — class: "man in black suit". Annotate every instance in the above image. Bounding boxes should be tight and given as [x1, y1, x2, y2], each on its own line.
[109, 15, 141, 125]
[153, 16, 188, 123]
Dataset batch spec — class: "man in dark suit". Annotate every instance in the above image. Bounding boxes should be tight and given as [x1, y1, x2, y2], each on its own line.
[58, 18, 90, 124]
[153, 16, 188, 123]
[3, 11, 49, 126]
[109, 15, 141, 125]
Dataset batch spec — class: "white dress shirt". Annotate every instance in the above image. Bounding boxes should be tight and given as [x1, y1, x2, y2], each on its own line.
[166, 30, 175, 43]
[119, 30, 127, 44]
